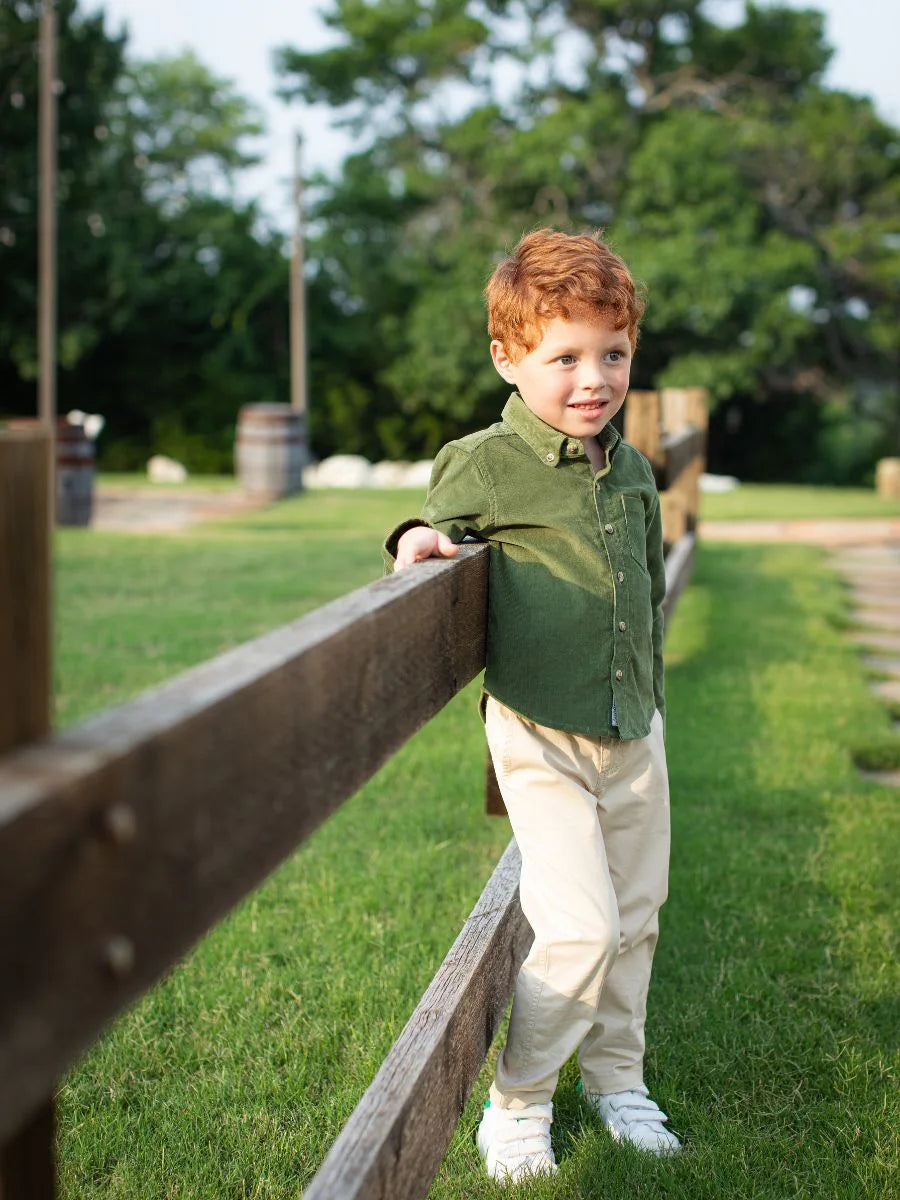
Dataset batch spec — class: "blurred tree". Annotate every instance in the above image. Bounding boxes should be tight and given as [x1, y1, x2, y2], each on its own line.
[0, 0, 131, 391]
[71, 48, 288, 469]
[278, 0, 899, 478]
[1, 2, 289, 471]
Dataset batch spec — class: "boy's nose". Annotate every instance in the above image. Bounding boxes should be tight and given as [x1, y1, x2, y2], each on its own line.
[579, 360, 605, 390]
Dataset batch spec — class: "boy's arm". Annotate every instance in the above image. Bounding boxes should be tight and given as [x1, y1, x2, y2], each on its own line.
[645, 485, 667, 734]
[382, 444, 494, 573]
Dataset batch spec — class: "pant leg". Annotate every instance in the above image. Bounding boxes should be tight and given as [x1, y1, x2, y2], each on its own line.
[485, 698, 620, 1109]
[577, 707, 671, 1094]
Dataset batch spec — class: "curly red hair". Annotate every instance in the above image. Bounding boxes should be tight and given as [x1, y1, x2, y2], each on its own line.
[485, 228, 646, 361]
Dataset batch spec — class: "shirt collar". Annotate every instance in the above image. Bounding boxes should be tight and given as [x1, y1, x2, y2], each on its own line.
[500, 392, 621, 469]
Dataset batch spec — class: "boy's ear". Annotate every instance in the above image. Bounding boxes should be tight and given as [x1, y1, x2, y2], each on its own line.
[490, 340, 518, 384]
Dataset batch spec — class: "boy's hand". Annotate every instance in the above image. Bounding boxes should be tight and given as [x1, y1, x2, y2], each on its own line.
[395, 527, 458, 569]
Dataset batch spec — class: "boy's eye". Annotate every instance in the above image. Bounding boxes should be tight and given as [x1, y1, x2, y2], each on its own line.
[607, 351, 623, 362]
[558, 354, 577, 365]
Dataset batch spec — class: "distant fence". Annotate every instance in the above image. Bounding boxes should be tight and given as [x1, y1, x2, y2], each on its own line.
[0, 388, 707, 1199]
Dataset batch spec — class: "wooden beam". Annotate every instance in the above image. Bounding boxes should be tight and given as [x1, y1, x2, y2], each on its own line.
[0, 426, 55, 1197]
[662, 533, 696, 625]
[0, 1101, 55, 1200]
[658, 428, 704, 545]
[0, 546, 489, 1144]
[624, 391, 661, 465]
[658, 427, 705, 490]
[662, 390, 708, 532]
[303, 839, 530, 1200]
[0, 429, 52, 751]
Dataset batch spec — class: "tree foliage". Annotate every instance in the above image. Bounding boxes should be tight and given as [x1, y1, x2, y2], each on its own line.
[278, 0, 899, 480]
[1, 1, 289, 471]
[2, 1, 896, 479]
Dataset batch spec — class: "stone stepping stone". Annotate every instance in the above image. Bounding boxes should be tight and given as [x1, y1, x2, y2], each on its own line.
[833, 561, 900, 578]
[862, 654, 900, 675]
[848, 566, 900, 579]
[851, 603, 900, 620]
[849, 631, 900, 653]
[852, 573, 900, 587]
[873, 679, 900, 703]
[844, 562, 900, 574]
[858, 768, 900, 787]
[854, 588, 900, 604]
[853, 609, 900, 630]
[832, 544, 900, 561]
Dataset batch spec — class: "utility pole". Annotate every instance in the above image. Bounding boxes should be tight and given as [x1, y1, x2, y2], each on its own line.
[289, 131, 308, 424]
[38, 0, 57, 433]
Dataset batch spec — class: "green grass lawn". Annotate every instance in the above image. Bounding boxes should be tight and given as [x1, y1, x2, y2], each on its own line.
[53, 491, 899, 1198]
[96, 471, 900, 521]
[699, 484, 900, 522]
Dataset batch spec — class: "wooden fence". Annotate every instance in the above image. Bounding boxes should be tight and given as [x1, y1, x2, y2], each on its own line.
[0, 388, 707, 1199]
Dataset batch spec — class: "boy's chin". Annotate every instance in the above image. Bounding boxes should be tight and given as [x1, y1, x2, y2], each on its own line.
[563, 407, 612, 433]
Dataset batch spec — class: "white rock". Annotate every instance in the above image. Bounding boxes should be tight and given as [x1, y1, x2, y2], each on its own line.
[147, 455, 188, 484]
[308, 454, 373, 488]
[402, 460, 435, 488]
[370, 460, 413, 488]
[66, 409, 105, 439]
[83, 413, 105, 439]
[700, 473, 739, 493]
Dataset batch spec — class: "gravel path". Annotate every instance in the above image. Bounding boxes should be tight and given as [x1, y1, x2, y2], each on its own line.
[92, 485, 267, 532]
[699, 517, 900, 546]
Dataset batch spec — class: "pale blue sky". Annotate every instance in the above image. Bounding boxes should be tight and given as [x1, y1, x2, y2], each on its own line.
[85, 0, 900, 231]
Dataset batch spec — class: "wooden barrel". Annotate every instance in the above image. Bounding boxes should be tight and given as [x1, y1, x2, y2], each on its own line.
[56, 420, 94, 527]
[235, 404, 305, 498]
[875, 458, 900, 499]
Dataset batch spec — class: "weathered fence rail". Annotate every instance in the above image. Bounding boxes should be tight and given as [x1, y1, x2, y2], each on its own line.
[0, 545, 489, 1147]
[0, 387, 707, 1199]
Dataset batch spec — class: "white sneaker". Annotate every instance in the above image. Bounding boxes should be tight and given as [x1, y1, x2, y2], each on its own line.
[476, 1099, 557, 1182]
[580, 1082, 682, 1155]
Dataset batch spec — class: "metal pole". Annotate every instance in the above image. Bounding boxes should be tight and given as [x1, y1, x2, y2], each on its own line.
[289, 131, 307, 418]
[38, 0, 57, 432]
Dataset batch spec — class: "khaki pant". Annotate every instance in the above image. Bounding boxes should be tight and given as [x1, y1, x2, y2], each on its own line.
[485, 697, 671, 1109]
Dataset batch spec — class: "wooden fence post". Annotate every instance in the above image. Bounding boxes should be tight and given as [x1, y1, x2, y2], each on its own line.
[0, 426, 56, 1200]
[624, 390, 662, 465]
[684, 388, 709, 532]
[662, 388, 708, 534]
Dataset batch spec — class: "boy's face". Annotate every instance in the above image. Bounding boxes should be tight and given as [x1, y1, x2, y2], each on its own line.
[490, 314, 633, 440]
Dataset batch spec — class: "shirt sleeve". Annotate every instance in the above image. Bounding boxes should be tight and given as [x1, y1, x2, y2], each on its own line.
[644, 476, 667, 735]
[382, 443, 494, 572]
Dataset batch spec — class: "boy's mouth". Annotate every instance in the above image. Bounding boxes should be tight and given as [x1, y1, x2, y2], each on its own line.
[568, 399, 609, 413]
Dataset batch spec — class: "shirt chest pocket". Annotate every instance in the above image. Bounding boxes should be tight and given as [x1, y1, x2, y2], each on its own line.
[621, 495, 649, 572]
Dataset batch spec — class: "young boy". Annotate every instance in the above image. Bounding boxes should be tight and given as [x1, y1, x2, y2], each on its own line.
[385, 228, 679, 1182]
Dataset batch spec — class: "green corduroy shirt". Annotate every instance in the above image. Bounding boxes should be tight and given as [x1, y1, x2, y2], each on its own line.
[384, 392, 666, 740]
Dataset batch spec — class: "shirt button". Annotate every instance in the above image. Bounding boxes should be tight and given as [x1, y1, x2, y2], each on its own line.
[619, 621, 627, 632]
[545, 452, 554, 462]
[605, 523, 614, 534]
[615, 669, 624, 681]
[617, 570, 625, 582]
